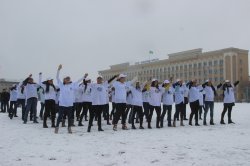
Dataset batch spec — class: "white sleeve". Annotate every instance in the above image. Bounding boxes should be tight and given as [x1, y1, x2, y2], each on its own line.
[56, 70, 63, 86]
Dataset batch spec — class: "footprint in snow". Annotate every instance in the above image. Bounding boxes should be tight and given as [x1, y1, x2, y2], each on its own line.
[151, 160, 159, 163]
[49, 157, 56, 161]
[118, 151, 125, 155]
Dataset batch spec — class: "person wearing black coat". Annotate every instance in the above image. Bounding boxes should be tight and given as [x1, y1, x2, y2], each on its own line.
[0, 89, 10, 113]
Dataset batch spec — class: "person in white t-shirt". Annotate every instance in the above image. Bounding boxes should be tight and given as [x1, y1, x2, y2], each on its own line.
[220, 80, 239, 124]
[112, 74, 137, 131]
[9, 84, 18, 119]
[148, 79, 164, 129]
[161, 80, 174, 127]
[87, 75, 117, 132]
[55, 64, 86, 134]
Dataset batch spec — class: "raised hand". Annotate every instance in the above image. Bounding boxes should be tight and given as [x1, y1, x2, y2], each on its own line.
[58, 64, 62, 70]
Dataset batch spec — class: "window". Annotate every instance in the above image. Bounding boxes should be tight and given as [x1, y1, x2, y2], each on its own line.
[198, 63, 202, 68]
[219, 59, 223, 65]
[209, 61, 212, 66]
[203, 62, 207, 66]
[214, 60, 218, 66]
[220, 69, 223, 74]
[214, 69, 217, 74]
[194, 63, 197, 68]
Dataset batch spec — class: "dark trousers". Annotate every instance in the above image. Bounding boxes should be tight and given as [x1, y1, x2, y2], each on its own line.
[24, 98, 38, 123]
[161, 105, 172, 127]
[75, 102, 82, 120]
[9, 101, 17, 116]
[56, 106, 73, 128]
[110, 102, 116, 119]
[44, 100, 56, 125]
[143, 102, 150, 121]
[199, 106, 203, 118]
[1, 101, 9, 113]
[17, 99, 26, 120]
[89, 105, 104, 129]
[204, 101, 214, 122]
[79, 102, 92, 123]
[113, 103, 127, 125]
[125, 104, 132, 123]
[221, 103, 234, 122]
[132, 105, 144, 127]
[39, 102, 45, 118]
[174, 102, 184, 121]
[103, 104, 110, 124]
[148, 105, 161, 127]
[189, 100, 200, 125]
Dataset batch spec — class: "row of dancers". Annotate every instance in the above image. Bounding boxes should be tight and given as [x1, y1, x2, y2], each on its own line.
[1, 64, 239, 134]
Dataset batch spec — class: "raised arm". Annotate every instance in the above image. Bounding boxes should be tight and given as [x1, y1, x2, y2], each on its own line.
[22, 74, 32, 86]
[75, 73, 88, 85]
[234, 81, 240, 87]
[56, 64, 63, 85]
[108, 75, 118, 84]
[38, 72, 42, 85]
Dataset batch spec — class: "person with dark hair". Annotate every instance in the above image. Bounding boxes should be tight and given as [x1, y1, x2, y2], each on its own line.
[220, 80, 239, 124]
[202, 80, 220, 125]
[87, 75, 117, 132]
[0, 89, 10, 113]
[17, 82, 26, 120]
[109, 89, 116, 121]
[187, 79, 200, 126]
[39, 73, 57, 128]
[112, 74, 137, 131]
[38, 86, 45, 120]
[172, 79, 185, 127]
[55, 64, 87, 134]
[78, 77, 92, 126]
[22, 74, 41, 124]
[148, 79, 163, 129]
[129, 81, 147, 129]
[9, 85, 18, 119]
[142, 83, 150, 122]
[161, 80, 174, 127]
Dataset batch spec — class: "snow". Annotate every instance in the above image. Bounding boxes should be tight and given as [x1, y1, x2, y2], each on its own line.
[0, 103, 250, 166]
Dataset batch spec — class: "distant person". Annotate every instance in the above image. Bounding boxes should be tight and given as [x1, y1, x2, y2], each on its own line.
[220, 80, 239, 124]
[17, 82, 26, 120]
[22, 74, 40, 124]
[0, 89, 10, 113]
[202, 80, 220, 125]
[187, 80, 200, 126]
[9, 84, 18, 119]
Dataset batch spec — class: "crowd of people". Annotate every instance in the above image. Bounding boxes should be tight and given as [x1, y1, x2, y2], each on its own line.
[0, 64, 239, 134]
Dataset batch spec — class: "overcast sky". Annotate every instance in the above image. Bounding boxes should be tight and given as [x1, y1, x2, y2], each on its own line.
[1, 0, 250, 81]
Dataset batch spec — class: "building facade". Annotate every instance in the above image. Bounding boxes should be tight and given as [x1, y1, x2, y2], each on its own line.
[99, 48, 249, 102]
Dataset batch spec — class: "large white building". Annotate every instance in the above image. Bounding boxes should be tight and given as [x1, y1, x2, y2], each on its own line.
[99, 48, 249, 101]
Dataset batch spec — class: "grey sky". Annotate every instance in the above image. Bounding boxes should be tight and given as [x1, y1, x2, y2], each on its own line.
[1, 0, 250, 81]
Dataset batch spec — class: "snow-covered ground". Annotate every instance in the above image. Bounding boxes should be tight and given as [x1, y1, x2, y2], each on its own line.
[0, 103, 250, 166]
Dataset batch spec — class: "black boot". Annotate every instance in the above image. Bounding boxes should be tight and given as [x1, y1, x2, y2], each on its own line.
[98, 127, 104, 131]
[62, 119, 66, 127]
[132, 125, 136, 129]
[51, 119, 56, 128]
[43, 121, 48, 128]
[228, 120, 235, 124]
[210, 119, 215, 125]
[203, 120, 207, 126]
[87, 126, 91, 132]
[148, 122, 152, 129]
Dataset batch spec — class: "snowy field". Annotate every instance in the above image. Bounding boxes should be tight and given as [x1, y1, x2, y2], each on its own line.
[0, 103, 250, 166]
